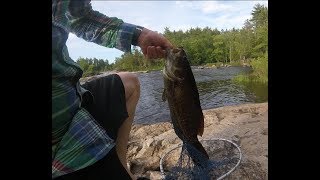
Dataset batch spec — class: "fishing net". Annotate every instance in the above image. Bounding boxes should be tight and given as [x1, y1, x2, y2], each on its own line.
[160, 138, 242, 180]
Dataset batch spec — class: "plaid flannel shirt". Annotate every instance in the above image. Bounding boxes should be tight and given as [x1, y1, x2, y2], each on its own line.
[52, 0, 137, 178]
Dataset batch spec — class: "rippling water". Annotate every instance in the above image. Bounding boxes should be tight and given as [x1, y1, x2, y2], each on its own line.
[132, 66, 267, 124]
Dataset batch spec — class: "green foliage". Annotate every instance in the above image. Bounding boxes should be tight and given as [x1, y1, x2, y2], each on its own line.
[250, 53, 268, 83]
[162, 4, 267, 66]
[232, 3, 268, 83]
[215, 62, 224, 67]
[112, 47, 164, 72]
[250, 4, 268, 29]
[233, 52, 268, 83]
[229, 61, 243, 67]
[75, 3, 268, 81]
[76, 57, 113, 77]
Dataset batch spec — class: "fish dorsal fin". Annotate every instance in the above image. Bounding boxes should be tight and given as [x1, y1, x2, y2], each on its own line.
[183, 57, 202, 109]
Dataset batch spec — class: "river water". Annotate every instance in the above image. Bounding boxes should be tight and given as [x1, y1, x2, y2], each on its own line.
[133, 66, 267, 125]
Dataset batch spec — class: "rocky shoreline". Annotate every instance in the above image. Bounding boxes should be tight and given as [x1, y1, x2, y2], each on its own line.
[79, 64, 251, 83]
[127, 103, 268, 180]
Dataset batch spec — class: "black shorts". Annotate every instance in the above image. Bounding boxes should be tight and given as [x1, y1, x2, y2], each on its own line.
[56, 74, 131, 180]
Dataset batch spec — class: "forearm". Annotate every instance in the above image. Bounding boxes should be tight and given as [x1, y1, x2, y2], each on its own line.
[67, 1, 124, 49]
[53, 0, 138, 52]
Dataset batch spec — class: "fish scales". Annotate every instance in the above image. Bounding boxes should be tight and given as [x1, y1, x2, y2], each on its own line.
[162, 47, 209, 163]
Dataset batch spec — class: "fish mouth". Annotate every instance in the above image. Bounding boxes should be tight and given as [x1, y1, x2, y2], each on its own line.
[163, 48, 184, 82]
[163, 66, 183, 82]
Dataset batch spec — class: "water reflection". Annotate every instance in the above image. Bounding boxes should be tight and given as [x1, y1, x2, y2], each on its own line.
[133, 67, 267, 124]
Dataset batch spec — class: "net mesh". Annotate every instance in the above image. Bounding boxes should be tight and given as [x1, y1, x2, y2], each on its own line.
[160, 139, 241, 180]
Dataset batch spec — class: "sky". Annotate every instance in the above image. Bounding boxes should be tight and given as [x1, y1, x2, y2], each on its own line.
[66, 1, 268, 63]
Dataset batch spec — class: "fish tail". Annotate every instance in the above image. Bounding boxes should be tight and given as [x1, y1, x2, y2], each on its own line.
[190, 141, 209, 159]
[184, 141, 209, 167]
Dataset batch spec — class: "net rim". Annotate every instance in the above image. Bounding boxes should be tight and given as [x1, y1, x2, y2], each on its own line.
[159, 138, 242, 180]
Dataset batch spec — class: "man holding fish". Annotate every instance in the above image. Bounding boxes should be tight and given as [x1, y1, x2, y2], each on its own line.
[52, 0, 207, 179]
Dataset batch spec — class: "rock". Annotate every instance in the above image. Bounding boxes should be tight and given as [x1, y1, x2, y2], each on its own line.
[127, 103, 268, 179]
[231, 134, 241, 145]
[130, 156, 160, 175]
[225, 159, 267, 180]
[145, 171, 163, 180]
[242, 63, 250, 67]
[136, 70, 149, 73]
[79, 71, 118, 84]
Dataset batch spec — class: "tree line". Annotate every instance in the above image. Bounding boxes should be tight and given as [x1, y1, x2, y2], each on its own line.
[163, 3, 267, 65]
[77, 4, 268, 81]
[76, 57, 113, 77]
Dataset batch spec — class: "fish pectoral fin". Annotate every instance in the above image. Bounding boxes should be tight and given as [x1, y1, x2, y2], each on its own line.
[162, 89, 167, 102]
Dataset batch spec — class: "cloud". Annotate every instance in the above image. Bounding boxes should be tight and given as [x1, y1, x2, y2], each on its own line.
[66, 1, 268, 62]
[201, 1, 233, 14]
[202, 14, 252, 30]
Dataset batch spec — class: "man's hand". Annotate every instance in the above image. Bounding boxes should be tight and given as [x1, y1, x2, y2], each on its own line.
[137, 28, 173, 59]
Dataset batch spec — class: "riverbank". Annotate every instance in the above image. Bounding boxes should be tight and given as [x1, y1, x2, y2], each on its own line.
[127, 102, 268, 179]
[79, 64, 251, 83]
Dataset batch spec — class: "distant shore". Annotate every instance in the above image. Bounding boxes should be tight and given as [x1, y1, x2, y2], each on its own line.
[79, 63, 252, 83]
